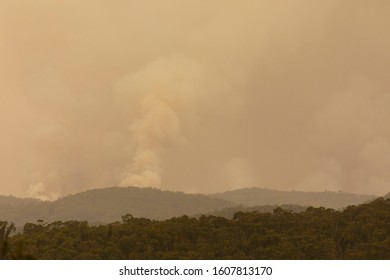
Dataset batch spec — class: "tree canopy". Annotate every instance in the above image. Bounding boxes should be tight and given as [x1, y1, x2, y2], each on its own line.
[3, 198, 390, 260]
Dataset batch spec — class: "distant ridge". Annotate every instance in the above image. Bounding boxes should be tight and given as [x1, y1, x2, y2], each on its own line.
[0, 186, 378, 226]
[46, 186, 234, 222]
[0, 195, 48, 226]
[0, 186, 234, 225]
[211, 187, 377, 209]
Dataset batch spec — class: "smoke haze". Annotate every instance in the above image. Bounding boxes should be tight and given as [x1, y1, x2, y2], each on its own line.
[1, 1, 390, 199]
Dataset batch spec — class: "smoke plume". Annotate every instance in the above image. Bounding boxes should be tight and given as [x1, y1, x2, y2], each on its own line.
[1, 1, 390, 198]
[115, 56, 200, 187]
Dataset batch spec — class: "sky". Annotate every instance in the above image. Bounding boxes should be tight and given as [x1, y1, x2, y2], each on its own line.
[1, 1, 390, 199]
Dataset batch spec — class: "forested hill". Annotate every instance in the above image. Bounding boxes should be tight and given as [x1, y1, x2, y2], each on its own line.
[0, 196, 48, 226]
[46, 187, 235, 222]
[0, 187, 235, 225]
[0, 187, 378, 226]
[0, 195, 44, 210]
[212, 188, 376, 209]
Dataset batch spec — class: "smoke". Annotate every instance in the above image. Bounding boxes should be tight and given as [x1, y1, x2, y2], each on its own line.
[300, 158, 342, 192]
[27, 182, 58, 201]
[1, 1, 390, 198]
[115, 56, 197, 187]
[218, 158, 255, 191]
[114, 55, 241, 188]
[302, 76, 390, 194]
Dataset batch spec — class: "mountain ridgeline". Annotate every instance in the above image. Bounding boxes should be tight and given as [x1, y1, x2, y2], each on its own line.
[0, 187, 377, 226]
[211, 187, 376, 209]
[0, 187, 233, 226]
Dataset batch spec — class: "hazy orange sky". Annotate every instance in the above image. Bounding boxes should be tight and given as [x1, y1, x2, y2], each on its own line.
[1, 1, 390, 199]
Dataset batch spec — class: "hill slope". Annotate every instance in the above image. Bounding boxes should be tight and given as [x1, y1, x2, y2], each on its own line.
[46, 186, 235, 222]
[0, 186, 378, 226]
[0, 196, 49, 226]
[211, 187, 376, 209]
[0, 187, 235, 225]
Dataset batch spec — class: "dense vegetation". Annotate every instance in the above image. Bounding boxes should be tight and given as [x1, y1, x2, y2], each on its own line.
[197, 204, 308, 219]
[2, 198, 390, 260]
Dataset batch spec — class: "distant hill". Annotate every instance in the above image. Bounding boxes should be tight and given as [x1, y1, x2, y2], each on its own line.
[0, 186, 379, 226]
[0, 187, 235, 226]
[0, 196, 49, 226]
[45, 186, 235, 223]
[196, 204, 308, 219]
[211, 187, 377, 209]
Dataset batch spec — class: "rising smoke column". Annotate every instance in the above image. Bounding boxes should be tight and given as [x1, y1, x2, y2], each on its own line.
[119, 94, 184, 187]
[115, 55, 207, 188]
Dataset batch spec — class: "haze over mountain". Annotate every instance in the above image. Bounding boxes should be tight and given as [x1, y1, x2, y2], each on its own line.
[212, 187, 376, 209]
[1, 1, 390, 199]
[0, 186, 377, 226]
[0, 187, 234, 225]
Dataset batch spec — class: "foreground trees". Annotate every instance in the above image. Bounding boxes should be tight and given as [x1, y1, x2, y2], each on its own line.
[5, 198, 390, 259]
[0, 221, 15, 259]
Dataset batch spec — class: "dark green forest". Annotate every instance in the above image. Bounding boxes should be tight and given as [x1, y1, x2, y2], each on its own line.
[2, 198, 390, 260]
